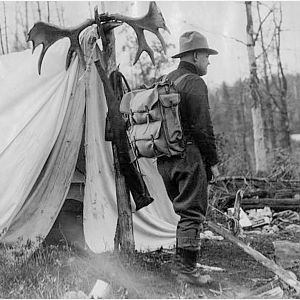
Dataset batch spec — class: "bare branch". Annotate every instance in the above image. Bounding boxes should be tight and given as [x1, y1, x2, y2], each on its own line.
[55, 2, 62, 26]
[47, 1, 50, 23]
[253, 3, 273, 44]
[24, 2, 29, 41]
[0, 26, 5, 55]
[36, 1, 42, 20]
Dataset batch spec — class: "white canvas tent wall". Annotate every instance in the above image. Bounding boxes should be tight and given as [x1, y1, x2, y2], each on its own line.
[0, 27, 178, 253]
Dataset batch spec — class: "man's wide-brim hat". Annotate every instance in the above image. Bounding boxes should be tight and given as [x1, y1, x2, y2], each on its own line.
[172, 31, 218, 58]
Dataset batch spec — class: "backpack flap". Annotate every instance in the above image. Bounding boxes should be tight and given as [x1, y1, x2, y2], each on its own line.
[129, 120, 168, 158]
[130, 88, 161, 124]
[120, 89, 143, 114]
[159, 93, 180, 107]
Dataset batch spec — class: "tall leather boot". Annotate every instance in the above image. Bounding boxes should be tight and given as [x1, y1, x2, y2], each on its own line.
[175, 248, 212, 286]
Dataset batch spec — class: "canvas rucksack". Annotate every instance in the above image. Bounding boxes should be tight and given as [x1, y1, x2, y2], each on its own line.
[120, 74, 190, 158]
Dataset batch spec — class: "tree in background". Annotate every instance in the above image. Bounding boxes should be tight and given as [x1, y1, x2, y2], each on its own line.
[0, 2, 9, 55]
[2, 1, 67, 53]
[271, 3, 291, 151]
[242, 1, 292, 175]
[256, 1, 276, 161]
[117, 23, 175, 88]
[245, 1, 268, 175]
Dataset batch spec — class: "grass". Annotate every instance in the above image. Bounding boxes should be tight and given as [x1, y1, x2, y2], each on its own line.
[0, 240, 176, 299]
[0, 243, 88, 298]
[1, 232, 300, 298]
[0, 240, 227, 299]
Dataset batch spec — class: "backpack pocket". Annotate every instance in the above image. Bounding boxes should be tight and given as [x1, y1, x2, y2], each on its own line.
[159, 94, 184, 153]
[129, 121, 169, 158]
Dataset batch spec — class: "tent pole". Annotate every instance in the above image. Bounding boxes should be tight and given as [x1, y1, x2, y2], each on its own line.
[95, 25, 135, 253]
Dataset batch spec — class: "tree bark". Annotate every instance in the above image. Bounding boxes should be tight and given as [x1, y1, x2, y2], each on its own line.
[245, 1, 268, 175]
[256, 2, 276, 160]
[273, 4, 291, 151]
[95, 24, 135, 253]
[0, 25, 5, 55]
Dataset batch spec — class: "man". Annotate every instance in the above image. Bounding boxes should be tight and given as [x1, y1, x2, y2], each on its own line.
[156, 31, 220, 285]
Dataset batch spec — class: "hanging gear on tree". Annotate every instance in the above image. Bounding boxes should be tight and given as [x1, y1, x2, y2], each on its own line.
[108, 69, 154, 211]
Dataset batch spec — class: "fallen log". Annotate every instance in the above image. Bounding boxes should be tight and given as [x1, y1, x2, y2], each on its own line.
[216, 176, 300, 185]
[207, 221, 300, 295]
[275, 189, 300, 199]
[217, 190, 271, 210]
[241, 198, 300, 210]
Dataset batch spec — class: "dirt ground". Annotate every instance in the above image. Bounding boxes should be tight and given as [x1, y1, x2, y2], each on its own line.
[45, 203, 300, 299]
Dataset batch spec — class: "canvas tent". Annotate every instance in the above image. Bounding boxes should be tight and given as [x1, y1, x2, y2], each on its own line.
[0, 27, 178, 253]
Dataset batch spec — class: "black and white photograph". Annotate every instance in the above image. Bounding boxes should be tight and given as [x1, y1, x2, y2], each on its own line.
[1, 1, 300, 298]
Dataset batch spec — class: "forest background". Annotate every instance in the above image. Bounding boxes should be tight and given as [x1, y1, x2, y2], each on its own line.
[1, 0, 300, 177]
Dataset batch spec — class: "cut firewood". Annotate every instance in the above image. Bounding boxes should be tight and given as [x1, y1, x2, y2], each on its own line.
[207, 221, 300, 295]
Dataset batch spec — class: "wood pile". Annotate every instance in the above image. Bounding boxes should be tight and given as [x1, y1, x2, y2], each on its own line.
[209, 176, 300, 212]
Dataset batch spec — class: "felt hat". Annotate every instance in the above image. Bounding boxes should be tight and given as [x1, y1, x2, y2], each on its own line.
[172, 31, 218, 58]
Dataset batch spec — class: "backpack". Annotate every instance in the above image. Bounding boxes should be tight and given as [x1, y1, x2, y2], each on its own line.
[120, 74, 189, 158]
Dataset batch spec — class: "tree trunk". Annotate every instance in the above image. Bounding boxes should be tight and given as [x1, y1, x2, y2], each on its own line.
[273, 5, 291, 151]
[256, 2, 276, 161]
[22, 2, 29, 42]
[3, 2, 9, 53]
[236, 80, 252, 171]
[36, 1, 42, 21]
[245, 1, 268, 175]
[96, 24, 135, 253]
[47, 1, 50, 23]
[0, 25, 5, 55]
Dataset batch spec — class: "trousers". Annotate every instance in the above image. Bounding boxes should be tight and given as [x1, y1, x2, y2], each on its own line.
[157, 144, 208, 250]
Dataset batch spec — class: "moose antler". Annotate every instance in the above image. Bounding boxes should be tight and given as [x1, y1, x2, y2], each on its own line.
[27, 1, 169, 74]
[27, 19, 95, 74]
[103, 1, 170, 64]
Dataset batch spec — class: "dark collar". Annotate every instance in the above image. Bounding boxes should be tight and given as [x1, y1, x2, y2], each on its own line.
[178, 61, 199, 75]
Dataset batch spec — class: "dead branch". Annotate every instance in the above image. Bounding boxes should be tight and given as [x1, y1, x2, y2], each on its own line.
[36, 1, 41, 21]
[0, 25, 5, 55]
[208, 221, 300, 295]
[47, 1, 50, 23]
[3, 2, 9, 53]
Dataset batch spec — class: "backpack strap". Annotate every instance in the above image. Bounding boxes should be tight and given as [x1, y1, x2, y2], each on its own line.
[173, 73, 192, 87]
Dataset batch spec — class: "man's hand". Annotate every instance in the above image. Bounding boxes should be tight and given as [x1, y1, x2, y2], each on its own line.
[210, 164, 220, 181]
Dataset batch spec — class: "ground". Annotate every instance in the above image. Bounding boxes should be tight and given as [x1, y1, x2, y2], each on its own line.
[1, 209, 300, 298]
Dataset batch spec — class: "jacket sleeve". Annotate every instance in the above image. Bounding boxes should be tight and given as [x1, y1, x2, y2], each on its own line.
[182, 76, 219, 166]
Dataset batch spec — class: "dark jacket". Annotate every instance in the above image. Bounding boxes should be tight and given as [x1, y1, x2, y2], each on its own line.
[167, 61, 218, 167]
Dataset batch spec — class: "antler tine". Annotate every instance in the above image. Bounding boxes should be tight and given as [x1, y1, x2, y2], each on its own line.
[107, 1, 170, 65]
[134, 28, 155, 65]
